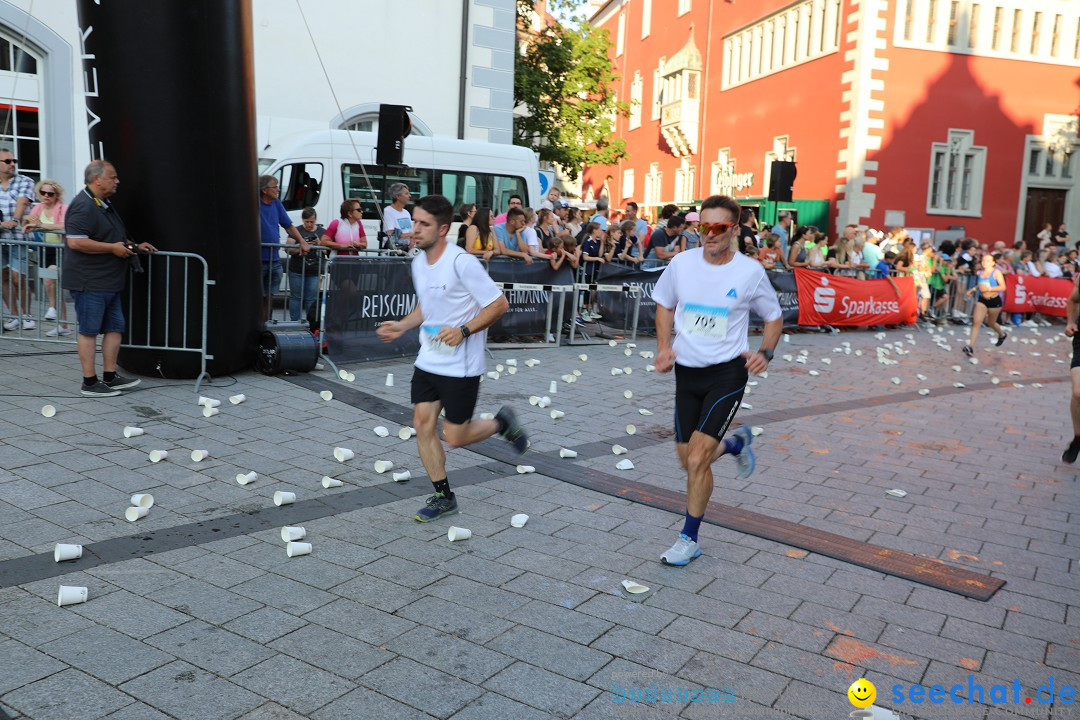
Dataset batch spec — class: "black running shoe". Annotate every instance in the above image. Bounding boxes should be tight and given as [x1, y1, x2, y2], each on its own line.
[81, 381, 121, 397]
[1063, 438, 1080, 464]
[962, 345, 974, 357]
[995, 333, 1008, 347]
[415, 492, 458, 522]
[104, 373, 141, 390]
[496, 405, 529, 454]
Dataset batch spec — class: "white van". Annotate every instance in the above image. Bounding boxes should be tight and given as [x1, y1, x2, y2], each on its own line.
[259, 129, 541, 246]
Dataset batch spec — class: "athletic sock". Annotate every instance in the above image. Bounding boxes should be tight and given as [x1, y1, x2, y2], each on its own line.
[103, 371, 116, 383]
[681, 511, 704, 543]
[495, 415, 509, 435]
[723, 434, 744, 456]
[83, 375, 97, 386]
[432, 479, 451, 498]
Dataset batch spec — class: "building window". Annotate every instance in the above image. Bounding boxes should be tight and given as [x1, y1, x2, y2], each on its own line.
[1029, 148, 1042, 175]
[617, 13, 626, 56]
[1062, 151, 1073, 179]
[904, 0, 916, 40]
[722, 0, 841, 89]
[991, 6, 1003, 50]
[651, 59, 665, 120]
[1045, 146, 1056, 176]
[947, 1, 958, 45]
[629, 72, 643, 130]
[1010, 8, 1021, 53]
[1075, 16, 1080, 59]
[967, 4, 979, 48]
[678, 0, 691, 17]
[644, 162, 662, 206]
[1031, 11, 1042, 54]
[927, 129, 986, 216]
[623, 168, 635, 199]
[1050, 14, 1062, 56]
[642, 0, 652, 39]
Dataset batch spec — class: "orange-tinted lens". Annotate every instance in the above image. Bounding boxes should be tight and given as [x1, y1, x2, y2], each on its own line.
[700, 222, 735, 235]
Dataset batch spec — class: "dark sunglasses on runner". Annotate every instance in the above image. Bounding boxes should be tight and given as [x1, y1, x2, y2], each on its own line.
[699, 222, 736, 236]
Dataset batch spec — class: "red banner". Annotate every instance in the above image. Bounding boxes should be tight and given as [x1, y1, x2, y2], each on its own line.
[794, 269, 918, 326]
[1002, 274, 1071, 316]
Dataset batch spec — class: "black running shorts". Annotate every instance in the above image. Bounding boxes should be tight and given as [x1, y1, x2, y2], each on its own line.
[977, 294, 1002, 309]
[673, 359, 749, 443]
[1072, 333, 1080, 369]
[411, 367, 481, 424]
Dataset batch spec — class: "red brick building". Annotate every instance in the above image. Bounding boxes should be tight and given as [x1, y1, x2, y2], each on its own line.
[582, 0, 1079, 245]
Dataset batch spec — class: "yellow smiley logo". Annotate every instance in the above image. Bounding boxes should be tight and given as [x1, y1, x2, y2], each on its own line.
[847, 679, 876, 708]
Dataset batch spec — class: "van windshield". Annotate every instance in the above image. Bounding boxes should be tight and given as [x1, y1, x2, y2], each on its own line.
[257, 158, 276, 175]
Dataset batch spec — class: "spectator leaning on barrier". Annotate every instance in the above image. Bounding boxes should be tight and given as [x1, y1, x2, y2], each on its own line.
[625, 201, 650, 242]
[759, 233, 783, 270]
[647, 215, 686, 263]
[493, 194, 522, 225]
[383, 183, 415, 250]
[589, 197, 610, 231]
[682, 212, 701, 251]
[737, 207, 758, 254]
[494, 207, 532, 264]
[287, 207, 325, 323]
[259, 175, 309, 321]
[616, 219, 643, 264]
[771, 211, 792, 257]
[320, 199, 366, 257]
[0, 146, 36, 332]
[465, 207, 497, 261]
[24, 179, 69, 336]
[64, 159, 157, 397]
[520, 208, 545, 259]
[456, 203, 476, 248]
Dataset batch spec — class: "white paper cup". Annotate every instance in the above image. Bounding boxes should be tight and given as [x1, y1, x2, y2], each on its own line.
[615, 458, 635, 470]
[320, 390, 333, 401]
[496, 364, 504, 372]
[321, 476, 343, 488]
[507, 366, 517, 375]
[338, 369, 350, 380]
[286, 541, 312, 557]
[41, 405, 56, 418]
[550, 410, 565, 420]
[626, 425, 637, 435]
[624, 367, 633, 375]
[624, 348, 632, 356]
[237, 471, 258, 485]
[612, 444, 627, 455]
[190, 449, 209, 462]
[608, 340, 618, 347]
[578, 354, 588, 361]
[549, 381, 557, 393]
[57, 585, 88, 607]
[198, 396, 221, 408]
[398, 427, 415, 440]
[385, 373, 394, 387]
[373, 426, 390, 438]
[447, 526, 471, 541]
[611, 368, 623, 376]
[525, 358, 539, 367]
[529, 396, 540, 406]
[346, 372, 356, 382]
[229, 394, 246, 405]
[281, 526, 306, 542]
[274, 491, 296, 506]
[54, 543, 83, 562]
[479, 412, 495, 420]
[621, 579, 649, 594]
[202, 406, 220, 418]
[334, 447, 355, 463]
[374, 460, 394, 474]
[538, 396, 551, 408]
[148, 450, 168, 463]
[645, 364, 655, 372]
[516, 465, 535, 474]
[559, 448, 577, 458]
[392, 470, 412, 482]
[506, 359, 517, 367]
[623, 390, 633, 399]
[572, 369, 582, 377]
[125, 506, 149, 522]
[130, 493, 154, 508]
[123, 426, 144, 438]
[639, 409, 653, 415]
[510, 514, 529, 528]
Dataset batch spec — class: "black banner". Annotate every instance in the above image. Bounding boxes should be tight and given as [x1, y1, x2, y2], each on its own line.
[325, 258, 419, 363]
[756, 271, 800, 327]
[593, 263, 664, 332]
[486, 258, 574, 339]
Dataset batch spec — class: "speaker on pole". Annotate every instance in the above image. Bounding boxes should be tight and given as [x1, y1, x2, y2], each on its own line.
[376, 104, 412, 166]
[768, 161, 797, 202]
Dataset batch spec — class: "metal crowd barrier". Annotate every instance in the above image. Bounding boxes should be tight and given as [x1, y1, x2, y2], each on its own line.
[486, 277, 572, 350]
[567, 262, 642, 345]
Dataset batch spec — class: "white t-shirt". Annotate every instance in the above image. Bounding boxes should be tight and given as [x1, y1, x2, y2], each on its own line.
[1026, 261, 1042, 277]
[383, 206, 413, 236]
[521, 226, 540, 253]
[652, 249, 782, 368]
[1043, 261, 1063, 278]
[411, 245, 503, 378]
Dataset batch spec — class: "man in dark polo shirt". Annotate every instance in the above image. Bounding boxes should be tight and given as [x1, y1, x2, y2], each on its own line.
[64, 159, 156, 397]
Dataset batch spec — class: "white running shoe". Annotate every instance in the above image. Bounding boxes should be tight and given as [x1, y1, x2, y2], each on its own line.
[22, 318, 36, 330]
[46, 326, 72, 337]
[44, 307, 57, 321]
[3, 318, 19, 331]
[660, 533, 701, 566]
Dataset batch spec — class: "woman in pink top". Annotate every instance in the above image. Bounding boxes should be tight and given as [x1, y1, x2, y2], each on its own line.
[24, 179, 69, 335]
[319, 199, 367, 256]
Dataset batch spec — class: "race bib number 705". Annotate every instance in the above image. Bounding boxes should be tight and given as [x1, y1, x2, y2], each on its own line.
[683, 304, 729, 339]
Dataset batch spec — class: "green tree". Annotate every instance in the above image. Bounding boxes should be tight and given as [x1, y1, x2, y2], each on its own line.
[514, 0, 629, 181]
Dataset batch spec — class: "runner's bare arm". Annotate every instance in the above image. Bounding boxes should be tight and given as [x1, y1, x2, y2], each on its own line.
[437, 295, 509, 347]
[655, 304, 676, 373]
[1066, 277, 1080, 336]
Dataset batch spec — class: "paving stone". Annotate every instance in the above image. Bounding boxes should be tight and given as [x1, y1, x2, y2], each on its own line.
[771, 679, 859, 720]
[851, 595, 947, 634]
[4, 594, 96, 646]
[878, 624, 987, 668]
[386, 626, 513, 684]
[942, 617, 1048, 662]
[482, 661, 600, 718]
[590, 626, 694, 675]
[119, 661, 264, 720]
[304, 598, 417, 645]
[326, 573, 415, 613]
[145, 619, 275, 676]
[231, 654, 355, 716]
[361, 554, 449, 590]
[223, 607, 308, 645]
[698, 577, 799, 618]
[102, 703, 174, 720]
[499, 571, 597, 609]
[0, 638, 67, 695]
[576, 593, 679, 634]
[359, 656, 484, 718]
[448, 692, 553, 720]
[312, 687, 432, 720]
[269, 624, 395, 680]
[3, 669, 132, 720]
[170, 553, 268, 589]
[504, 598, 615, 644]
[153, 577, 265, 625]
[234, 703, 309, 720]
[677, 650, 789, 706]
[230, 573, 337, 615]
[822, 634, 928, 683]
[395, 596, 515, 645]
[268, 556, 358, 591]
[486, 624, 612, 681]
[423, 576, 532, 618]
[63, 589, 189, 640]
[40, 625, 173, 685]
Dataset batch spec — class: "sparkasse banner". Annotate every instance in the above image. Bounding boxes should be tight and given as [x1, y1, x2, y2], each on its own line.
[794, 269, 918, 326]
[1003, 274, 1071, 317]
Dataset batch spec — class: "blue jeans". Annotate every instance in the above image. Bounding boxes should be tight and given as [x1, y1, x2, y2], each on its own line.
[261, 260, 283, 297]
[288, 271, 318, 321]
[72, 290, 125, 336]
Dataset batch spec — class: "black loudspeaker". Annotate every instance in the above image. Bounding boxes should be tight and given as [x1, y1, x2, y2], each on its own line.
[768, 161, 797, 202]
[376, 104, 412, 166]
[256, 330, 318, 375]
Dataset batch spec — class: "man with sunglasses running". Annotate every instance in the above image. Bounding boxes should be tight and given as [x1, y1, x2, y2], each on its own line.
[652, 194, 782, 566]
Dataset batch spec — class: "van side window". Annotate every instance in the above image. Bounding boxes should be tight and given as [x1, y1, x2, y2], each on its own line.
[275, 162, 323, 211]
[341, 165, 431, 218]
[343, 165, 528, 222]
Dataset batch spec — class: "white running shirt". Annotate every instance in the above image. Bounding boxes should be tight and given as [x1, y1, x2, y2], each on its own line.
[411, 245, 503, 378]
[652, 249, 782, 368]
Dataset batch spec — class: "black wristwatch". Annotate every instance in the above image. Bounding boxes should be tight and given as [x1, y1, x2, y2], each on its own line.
[758, 348, 774, 362]
[459, 325, 472, 339]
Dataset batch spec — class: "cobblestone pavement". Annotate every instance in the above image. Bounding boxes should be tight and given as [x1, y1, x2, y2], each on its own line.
[0, 321, 1077, 720]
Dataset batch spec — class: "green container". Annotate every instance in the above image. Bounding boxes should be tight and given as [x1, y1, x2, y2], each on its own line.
[673, 197, 832, 233]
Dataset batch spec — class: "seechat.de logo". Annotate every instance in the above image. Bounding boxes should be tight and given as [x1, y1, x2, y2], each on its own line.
[813, 276, 836, 313]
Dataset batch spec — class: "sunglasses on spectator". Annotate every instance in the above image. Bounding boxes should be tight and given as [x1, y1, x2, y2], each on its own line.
[1, 158, 16, 164]
[40, 190, 56, 197]
[699, 222, 736, 235]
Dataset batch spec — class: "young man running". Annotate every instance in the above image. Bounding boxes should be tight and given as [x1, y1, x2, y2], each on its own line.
[377, 194, 528, 521]
[1062, 273, 1080, 463]
[652, 194, 783, 565]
